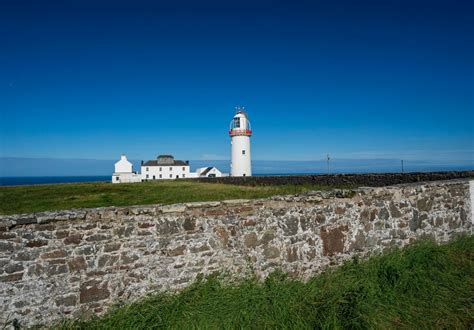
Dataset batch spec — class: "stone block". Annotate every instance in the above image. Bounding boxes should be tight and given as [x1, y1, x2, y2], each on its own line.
[56, 294, 77, 307]
[5, 263, 24, 274]
[190, 243, 211, 253]
[80, 280, 110, 304]
[286, 246, 299, 263]
[0, 241, 15, 252]
[214, 226, 229, 247]
[64, 234, 83, 245]
[320, 225, 348, 256]
[157, 221, 180, 235]
[120, 252, 139, 264]
[242, 219, 257, 226]
[259, 230, 275, 245]
[378, 207, 390, 220]
[104, 243, 121, 252]
[243, 232, 258, 248]
[25, 240, 48, 248]
[416, 197, 433, 212]
[86, 234, 110, 242]
[410, 210, 422, 232]
[75, 245, 95, 255]
[68, 256, 87, 272]
[161, 205, 186, 213]
[0, 272, 23, 282]
[183, 217, 196, 231]
[349, 230, 366, 251]
[389, 202, 402, 218]
[55, 230, 70, 239]
[223, 199, 250, 205]
[282, 215, 299, 236]
[168, 245, 186, 257]
[263, 245, 280, 259]
[47, 264, 68, 276]
[97, 254, 118, 268]
[41, 250, 67, 259]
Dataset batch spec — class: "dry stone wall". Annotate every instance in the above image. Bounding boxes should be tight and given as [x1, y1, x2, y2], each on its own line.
[1, 179, 472, 327]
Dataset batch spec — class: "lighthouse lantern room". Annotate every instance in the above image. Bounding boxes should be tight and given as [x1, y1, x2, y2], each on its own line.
[229, 107, 252, 177]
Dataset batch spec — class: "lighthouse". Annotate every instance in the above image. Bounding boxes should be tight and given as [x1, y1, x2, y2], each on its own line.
[229, 107, 252, 177]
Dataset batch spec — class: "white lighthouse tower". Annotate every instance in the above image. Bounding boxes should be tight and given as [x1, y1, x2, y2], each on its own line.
[229, 107, 252, 177]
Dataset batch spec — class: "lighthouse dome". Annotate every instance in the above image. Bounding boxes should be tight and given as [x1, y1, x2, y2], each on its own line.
[229, 109, 252, 136]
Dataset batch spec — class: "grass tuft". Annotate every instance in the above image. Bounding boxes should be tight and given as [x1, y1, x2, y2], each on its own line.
[56, 235, 474, 329]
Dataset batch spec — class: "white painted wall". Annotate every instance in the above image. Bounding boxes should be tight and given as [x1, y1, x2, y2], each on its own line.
[112, 173, 141, 183]
[114, 155, 133, 173]
[141, 165, 191, 180]
[231, 135, 251, 176]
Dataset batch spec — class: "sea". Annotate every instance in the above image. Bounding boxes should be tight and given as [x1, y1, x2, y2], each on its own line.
[0, 176, 111, 186]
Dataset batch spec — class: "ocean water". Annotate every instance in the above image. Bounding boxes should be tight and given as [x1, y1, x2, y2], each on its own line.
[0, 176, 110, 186]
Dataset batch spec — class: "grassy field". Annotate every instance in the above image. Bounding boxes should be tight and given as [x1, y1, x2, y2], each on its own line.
[57, 235, 474, 329]
[0, 180, 343, 215]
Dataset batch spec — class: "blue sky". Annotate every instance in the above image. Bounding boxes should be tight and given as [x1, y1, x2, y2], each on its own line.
[1, 0, 473, 164]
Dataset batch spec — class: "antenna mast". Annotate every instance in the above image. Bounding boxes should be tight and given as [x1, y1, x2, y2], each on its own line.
[327, 154, 330, 174]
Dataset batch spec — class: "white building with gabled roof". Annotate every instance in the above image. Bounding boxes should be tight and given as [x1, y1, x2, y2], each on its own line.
[141, 155, 191, 180]
[112, 155, 141, 183]
[196, 166, 223, 178]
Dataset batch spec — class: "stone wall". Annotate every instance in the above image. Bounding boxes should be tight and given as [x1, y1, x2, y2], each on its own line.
[196, 170, 474, 187]
[1, 179, 472, 327]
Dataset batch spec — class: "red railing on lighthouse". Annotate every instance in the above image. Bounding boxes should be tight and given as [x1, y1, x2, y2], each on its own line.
[229, 129, 252, 137]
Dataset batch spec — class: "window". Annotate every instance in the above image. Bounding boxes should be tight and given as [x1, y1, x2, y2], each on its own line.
[233, 117, 240, 128]
[182, 167, 185, 171]
[115, 177, 119, 181]
[169, 167, 173, 171]
[169, 174, 172, 178]
[153, 175, 155, 180]
[146, 167, 149, 172]
[182, 174, 185, 178]
[242, 150, 246, 155]
[159, 167, 162, 171]
[159, 174, 162, 178]
[146, 174, 149, 179]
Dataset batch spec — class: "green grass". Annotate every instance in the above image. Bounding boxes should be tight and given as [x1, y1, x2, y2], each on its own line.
[0, 180, 344, 215]
[58, 235, 474, 329]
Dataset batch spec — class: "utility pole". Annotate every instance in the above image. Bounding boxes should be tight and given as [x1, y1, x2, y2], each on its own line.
[327, 154, 330, 174]
[401, 160, 404, 173]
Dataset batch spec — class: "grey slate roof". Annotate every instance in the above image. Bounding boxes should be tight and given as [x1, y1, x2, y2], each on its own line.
[142, 155, 188, 167]
[200, 167, 213, 176]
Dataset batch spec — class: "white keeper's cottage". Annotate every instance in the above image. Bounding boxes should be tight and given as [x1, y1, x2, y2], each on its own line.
[141, 155, 191, 180]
